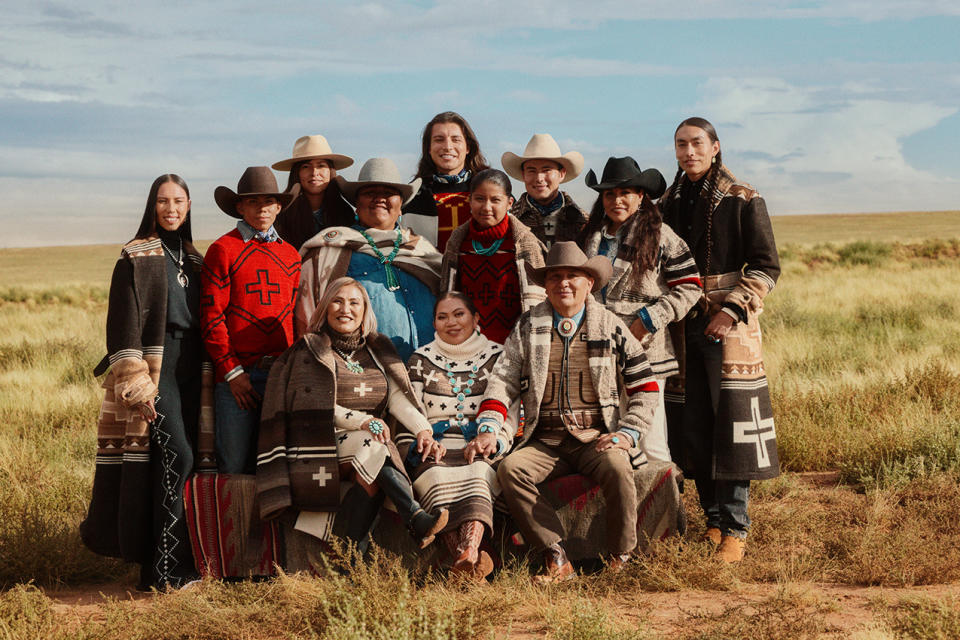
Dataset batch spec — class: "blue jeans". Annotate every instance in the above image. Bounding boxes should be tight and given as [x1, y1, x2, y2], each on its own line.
[695, 478, 750, 538]
[214, 367, 269, 474]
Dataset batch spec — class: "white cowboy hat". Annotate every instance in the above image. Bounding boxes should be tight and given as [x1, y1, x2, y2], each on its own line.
[334, 158, 422, 206]
[271, 135, 354, 171]
[501, 133, 585, 183]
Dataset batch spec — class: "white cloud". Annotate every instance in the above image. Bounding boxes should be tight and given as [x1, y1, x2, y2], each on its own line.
[692, 77, 958, 213]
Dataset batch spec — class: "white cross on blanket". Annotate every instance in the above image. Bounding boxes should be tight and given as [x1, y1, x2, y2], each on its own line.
[733, 396, 776, 468]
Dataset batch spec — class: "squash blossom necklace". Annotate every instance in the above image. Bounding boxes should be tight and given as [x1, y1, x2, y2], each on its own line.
[360, 227, 403, 291]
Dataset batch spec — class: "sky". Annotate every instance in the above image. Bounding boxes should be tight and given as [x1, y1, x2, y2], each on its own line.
[2, 1, 958, 247]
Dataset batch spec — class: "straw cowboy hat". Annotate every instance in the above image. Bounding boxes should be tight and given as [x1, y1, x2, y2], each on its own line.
[584, 156, 666, 199]
[525, 241, 612, 293]
[334, 158, 422, 206]
[501, 134, 585, 183]
[271, 135, 354, 172]
[214, 166, 294, 218]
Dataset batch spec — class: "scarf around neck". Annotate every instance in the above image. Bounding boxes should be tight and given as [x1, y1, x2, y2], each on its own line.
[467, 215, 510, 242]
[433, 168, 471, 185]
[529, 191, 563, 216]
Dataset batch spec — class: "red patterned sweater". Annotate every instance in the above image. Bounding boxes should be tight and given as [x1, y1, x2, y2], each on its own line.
[201, 230, 301, 382]
[457, 216, 521, 345]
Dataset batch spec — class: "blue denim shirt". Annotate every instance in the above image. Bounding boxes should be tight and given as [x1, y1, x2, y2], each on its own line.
[346, 251, 435, 361]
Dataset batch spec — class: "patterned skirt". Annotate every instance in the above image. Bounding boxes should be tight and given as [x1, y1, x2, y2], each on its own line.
[396, 425, 500, 533]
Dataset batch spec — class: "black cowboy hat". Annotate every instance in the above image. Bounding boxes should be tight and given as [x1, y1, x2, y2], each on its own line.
[214, 166, 294, 218]
[584, 156, 666, 199]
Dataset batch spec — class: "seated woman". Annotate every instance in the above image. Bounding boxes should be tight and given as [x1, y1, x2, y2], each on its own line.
[296, 158, 441, 359]
[271, 134, 356, 250]
[439, 168, 546, 345]
[402, 111, 490, 251]
[81, 174, 209, 590]
[580, 157, 701, 462]
[257, 277, 448, 564]
[395, 292, 516, 579]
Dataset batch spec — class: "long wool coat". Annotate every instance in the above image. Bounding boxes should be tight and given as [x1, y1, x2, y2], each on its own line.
[582, 215, 702, 378]
[476, 296, 659, 459]
[660, 165, 781, 480]
[80, 235, 215, 561]
[439, 214, 547, 313]
[256, 331, 429, 522]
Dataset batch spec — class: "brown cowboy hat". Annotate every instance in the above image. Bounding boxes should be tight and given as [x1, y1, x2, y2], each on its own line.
[501, 133, 584, 183]
[214, 166, 294, 218]
[271, 134, 354, 172]
[525, 241, 612, 293]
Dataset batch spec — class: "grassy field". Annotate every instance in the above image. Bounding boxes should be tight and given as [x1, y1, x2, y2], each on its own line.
[2, 210, 960, 639]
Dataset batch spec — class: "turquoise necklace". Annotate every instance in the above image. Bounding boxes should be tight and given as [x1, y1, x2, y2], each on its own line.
[445, 359, 479, 428]
[360, 228, 403, 291]
[471, 237, 505, 256]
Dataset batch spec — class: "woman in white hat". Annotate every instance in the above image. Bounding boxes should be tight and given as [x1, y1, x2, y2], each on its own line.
[580, 156, 702, 464]
[296, 158, 442, 361]
[272, 134, 355, 250]
[502, 133, 588, 249]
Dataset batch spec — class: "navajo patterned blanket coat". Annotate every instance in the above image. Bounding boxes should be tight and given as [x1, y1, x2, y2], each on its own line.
[661, 165, 781, 480]
[81, 235, 215, 562]
[296, 226, 442, 337]
[582, 215, 702, 378]
[477, 296, 659, 461]
[256, 331, 429, 524]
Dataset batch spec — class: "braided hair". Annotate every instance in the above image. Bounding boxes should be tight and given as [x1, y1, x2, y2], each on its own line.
[669, 117, 723, 276]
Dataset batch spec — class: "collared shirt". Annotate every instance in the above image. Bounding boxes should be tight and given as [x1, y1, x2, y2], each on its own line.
[552, 306, 585, 332]
[237, 220, 280, 243]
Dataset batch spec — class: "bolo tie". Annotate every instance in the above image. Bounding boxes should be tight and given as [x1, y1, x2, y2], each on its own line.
[556, 317, 581, 430]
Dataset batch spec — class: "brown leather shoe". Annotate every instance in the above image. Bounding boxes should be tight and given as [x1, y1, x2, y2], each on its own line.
[606, 553, 632, 573]
[702, 527, 722, 547]
[451, 549, 494, 581]
[716, 535, 746, 563]
[532, 543, 575, 584]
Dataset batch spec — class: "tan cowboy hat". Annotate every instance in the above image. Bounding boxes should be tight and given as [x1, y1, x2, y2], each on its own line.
[525, 241, 612, 293]
[214, 166, 294, 218]
[335, 158, 422, 206]
[501, 134, 585, 183]
[271, 135, 354, 171]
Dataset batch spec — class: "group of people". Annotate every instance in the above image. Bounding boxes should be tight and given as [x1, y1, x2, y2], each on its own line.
[80, 112, 781, 590]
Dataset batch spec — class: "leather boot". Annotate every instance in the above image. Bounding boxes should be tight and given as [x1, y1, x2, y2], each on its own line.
[533, 542, 575, 584]
[377, 462, 448, 548]
[702, 527, 722, 547]
[716, 535, 746, 563]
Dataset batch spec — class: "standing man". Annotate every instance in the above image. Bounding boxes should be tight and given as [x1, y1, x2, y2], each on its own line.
[502, 134, 588, 249]
[476, 242, 659, 582]
[202, 166, 302, 474]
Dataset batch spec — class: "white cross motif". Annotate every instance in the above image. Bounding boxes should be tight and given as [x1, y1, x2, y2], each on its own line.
[312, 465, 333, 487]
[409, 360, 425, 376]
[424, 370, 440, 385]
[354, 382, 371, 397]
[733, 396, 776, 468]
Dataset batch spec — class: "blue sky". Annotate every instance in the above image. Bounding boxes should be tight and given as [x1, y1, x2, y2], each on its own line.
[2, 1, 958, 247]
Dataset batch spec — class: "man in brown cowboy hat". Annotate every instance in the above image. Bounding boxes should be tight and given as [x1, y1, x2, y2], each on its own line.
[476, 241, 660, 582]
[502, 134, 588, 249]
[201, 166, 301, 474]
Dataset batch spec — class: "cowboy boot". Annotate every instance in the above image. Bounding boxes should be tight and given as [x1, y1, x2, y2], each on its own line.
[702, 527, 722, 547]
[716, 535, 746, 563]
[533, 542, 575, 584]
[376, 463, 448, 548]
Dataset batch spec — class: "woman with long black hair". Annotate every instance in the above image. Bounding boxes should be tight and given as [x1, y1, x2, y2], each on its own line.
[81, 174, 211, 589]
[660, 117, 781, 563]
[580, 156, 701, 464]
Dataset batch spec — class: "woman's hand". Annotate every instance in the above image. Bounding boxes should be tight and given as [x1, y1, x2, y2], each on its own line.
[629, 317, 650, 342]
[135, 398, 157, 421]
[362, 418, 391, 444]
[464, 431, 498, 463]
[595, 432, 632, 453]
[416, 430, 445, 462]
[704, 311, 735, 344]
[228, 372, 262, 411]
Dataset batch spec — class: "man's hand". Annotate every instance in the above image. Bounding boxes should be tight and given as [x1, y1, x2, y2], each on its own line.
[229, 372, 261, 411]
